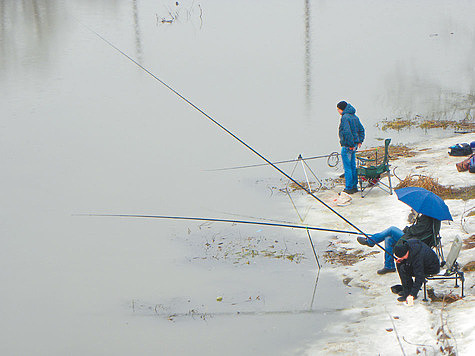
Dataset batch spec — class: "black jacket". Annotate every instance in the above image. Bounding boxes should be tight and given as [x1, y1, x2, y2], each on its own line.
[400, 214, 441, 247]
[397, 239, 440, 297]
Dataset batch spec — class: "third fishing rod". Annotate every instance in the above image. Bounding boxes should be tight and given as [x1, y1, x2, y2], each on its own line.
[205, 152, 340, 172]
[80, 23, 393, 258]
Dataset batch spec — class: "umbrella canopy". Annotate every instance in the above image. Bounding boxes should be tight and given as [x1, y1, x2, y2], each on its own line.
[395, 187, 453, 221]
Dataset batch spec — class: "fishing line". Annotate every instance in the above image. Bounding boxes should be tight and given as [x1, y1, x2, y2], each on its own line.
[137, 305, 344, 319]
[76, 213, 363, 235]
[284, 156, 321, 268]
[205, 152, 340, 172]
[209, 209, 309, 226]
[79, 23, 393, 257]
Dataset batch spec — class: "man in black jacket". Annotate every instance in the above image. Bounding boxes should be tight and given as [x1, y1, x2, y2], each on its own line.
[357, 214, 440, 275]
[394, 239, 440, 303]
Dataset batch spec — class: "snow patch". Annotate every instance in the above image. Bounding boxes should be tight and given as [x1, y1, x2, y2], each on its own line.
[303, 133, 475, 355]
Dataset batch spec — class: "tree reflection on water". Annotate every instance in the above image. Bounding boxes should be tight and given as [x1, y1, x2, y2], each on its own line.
[0, 1, 60, 74]
[0, 0, 126, 75]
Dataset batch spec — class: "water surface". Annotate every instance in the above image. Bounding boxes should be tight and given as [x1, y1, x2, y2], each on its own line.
[1, 1, 474, 355]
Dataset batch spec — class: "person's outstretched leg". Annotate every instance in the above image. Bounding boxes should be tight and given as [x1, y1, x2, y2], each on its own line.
[357, 226, 404, 274]
[383, 228, 405, 270]
[365, 226, 404, 246]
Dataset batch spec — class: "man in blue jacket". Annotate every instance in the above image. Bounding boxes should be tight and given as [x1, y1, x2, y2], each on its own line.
[337, 101, 365, 194]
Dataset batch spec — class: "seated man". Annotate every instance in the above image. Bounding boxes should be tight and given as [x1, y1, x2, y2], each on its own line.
[357, 214, 440, 274]
[393, 239, 440, 303]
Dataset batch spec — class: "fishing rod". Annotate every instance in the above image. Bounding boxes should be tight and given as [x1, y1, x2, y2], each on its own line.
[80, 23, 394, 258]
[204, 152, 340, 172]
[76, 213, 363, 235]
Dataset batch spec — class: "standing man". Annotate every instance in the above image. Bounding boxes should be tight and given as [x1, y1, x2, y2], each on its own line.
[337, 101, 365, 194]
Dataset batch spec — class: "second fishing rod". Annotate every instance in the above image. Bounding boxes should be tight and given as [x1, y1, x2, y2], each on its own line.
[76, 213, 365, 235]
[81, 23, 395, 259]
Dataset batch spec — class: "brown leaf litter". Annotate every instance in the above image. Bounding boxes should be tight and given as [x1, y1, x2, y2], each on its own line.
[462, 261, 475, 272]
[395, 175, 475, 200]
[462, 235, 475, 250]
[285, 180, 321, 193]
[357, 144, 416, 161]
[323, 241, 380, 266]
[426, 287, 462, 304]
[378, 117, 475, 132]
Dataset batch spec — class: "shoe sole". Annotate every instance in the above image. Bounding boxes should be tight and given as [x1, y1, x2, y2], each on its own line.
[357, 237, 369, 246]
[377, 269, 396, 275]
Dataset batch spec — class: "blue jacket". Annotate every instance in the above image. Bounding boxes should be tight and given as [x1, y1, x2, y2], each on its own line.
[339, 103, 365, 147]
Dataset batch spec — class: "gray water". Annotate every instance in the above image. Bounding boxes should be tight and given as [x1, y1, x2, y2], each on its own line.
[1, 1, 474, 355]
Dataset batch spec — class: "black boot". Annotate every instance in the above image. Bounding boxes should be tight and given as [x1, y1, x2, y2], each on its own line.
[377, 267, 396, 275]
[357, 236, 370, 246]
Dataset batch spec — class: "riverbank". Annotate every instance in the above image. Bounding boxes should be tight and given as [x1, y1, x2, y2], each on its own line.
[303, 133, 475, 355]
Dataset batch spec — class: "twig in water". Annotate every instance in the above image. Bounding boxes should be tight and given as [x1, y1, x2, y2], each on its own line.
[267, 185, 274, 197]
[282, 237, 289, 257]
[386, 308, 406, 356]
[402, 336, 435, 353]
[436, 295, 458, 355]
[199, 4, 203, 29]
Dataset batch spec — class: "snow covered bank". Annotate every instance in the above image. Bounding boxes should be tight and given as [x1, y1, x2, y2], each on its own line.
[303, 133, 475, 355]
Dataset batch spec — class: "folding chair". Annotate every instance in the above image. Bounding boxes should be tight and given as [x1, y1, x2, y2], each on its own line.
[356, 138, 393, 198]
[420, 218, 443, 262]
[422, 235, 465, 301]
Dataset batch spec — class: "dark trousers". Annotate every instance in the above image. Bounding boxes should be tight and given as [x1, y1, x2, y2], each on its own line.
[397, 263, 440, 297]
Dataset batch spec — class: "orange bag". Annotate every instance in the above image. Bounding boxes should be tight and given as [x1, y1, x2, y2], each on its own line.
[456, 154, 474, 172]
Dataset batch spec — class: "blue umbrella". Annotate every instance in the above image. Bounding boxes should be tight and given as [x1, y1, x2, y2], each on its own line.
[395, 187, 453, 221]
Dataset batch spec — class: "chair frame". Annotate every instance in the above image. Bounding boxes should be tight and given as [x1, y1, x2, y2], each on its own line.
[422, 264, 465, 302]
[422, 234, 465, 302]
[356, 138, 393, 198]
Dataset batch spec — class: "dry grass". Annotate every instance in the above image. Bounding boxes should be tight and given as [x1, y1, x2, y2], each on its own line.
[323, 241, 380, 266]
[286, 180, 320, 193]
[380, 118, 415, 131]
[395, 175, 475, 200]
[462, 261, 475, 272]
[284, 177, 346, 193]
[463, 235, 475, 250]
[357, 144, 416, 162]
[379, 117, 475, 132]
[426, 287, 462, 304]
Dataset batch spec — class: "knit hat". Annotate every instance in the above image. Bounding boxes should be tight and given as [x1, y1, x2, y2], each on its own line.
[393, 242, 409, 258]
[337, 101, 347, 110]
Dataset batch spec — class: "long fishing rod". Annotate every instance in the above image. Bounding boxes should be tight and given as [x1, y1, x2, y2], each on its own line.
[80, 24, 393, 258]
[76, 213, 363, 235]
[204, 152, 339, 172]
